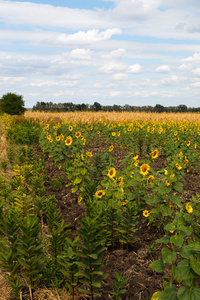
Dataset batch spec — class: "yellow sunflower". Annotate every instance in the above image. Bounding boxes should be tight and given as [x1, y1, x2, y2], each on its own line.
[151, 149, 159, 159]
[185, 202, 193, 214]
[86, 152, 92, 157]
[140, 164, 150, 176]
[65, 136, 72, 146]
[109, 145, 114, 152]
[107, 167, 116, 178]
[75, 132, 81, 138]
[115, 177, 123, 187]
[143, 210, 150, 217]
[175, 163, 182, 170]
[95, 190, 105, 198]
[186, 141, 191, 146]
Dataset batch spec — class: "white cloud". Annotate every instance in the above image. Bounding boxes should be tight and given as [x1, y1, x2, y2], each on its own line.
[179, 63, 192, 71]
[156, 65, 170, 73]
[183, 53, 200, 63]
[192, 68, 200, 76]
[102, 48, 126, 59]
[129, 64, 143, 73]
[112, 0, 160, 20]
[111, 73, 128, 80]
[110, 91, 123, 96]
[70, 49, 92, 60]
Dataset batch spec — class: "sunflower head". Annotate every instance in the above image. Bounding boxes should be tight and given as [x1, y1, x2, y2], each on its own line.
[115, 176, 123, 187]
[107, 167, 116, 178]
[109, 145, 114, 152]
[95, 190, 105, 198]
[86, 152, 92, 157]
[143, 210, 150, 217]
[151, 149, 159, 159]
[65, 136, 72, 146]
[75, 132, 81, 138]
[185, 202, 193, 214]
[140, 164, 150, 176]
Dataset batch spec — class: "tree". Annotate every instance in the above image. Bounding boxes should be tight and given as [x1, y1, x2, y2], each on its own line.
[0, 93, 26, 115]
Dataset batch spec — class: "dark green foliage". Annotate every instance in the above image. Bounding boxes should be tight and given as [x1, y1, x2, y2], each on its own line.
[7, 122, 40, 145]
[0, 92, 26, 115]
[0, 209, 21, 298]
[103, 199, 123, 248]
[77, 214, 106, 299]
[120, 201, 138, 248]
[112, 272, 127, 300]
[58, 236, 80, 299]
[17, 214, 45, 299]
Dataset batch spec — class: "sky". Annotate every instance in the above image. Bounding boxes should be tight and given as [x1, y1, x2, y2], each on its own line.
[1, 0, 200, 108]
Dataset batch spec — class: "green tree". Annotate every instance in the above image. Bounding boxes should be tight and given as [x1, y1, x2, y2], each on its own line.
[0, 93, 26, 115]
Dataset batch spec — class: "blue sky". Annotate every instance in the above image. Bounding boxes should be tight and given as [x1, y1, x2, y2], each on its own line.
[1, 0, 200, 108]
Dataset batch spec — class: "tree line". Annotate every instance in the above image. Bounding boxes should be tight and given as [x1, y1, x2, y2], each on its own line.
[33, 101, 200, 113]
[1, 92, 200, 116]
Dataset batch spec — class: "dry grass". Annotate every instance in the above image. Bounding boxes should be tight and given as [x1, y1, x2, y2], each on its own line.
[25, 110, 200, 123]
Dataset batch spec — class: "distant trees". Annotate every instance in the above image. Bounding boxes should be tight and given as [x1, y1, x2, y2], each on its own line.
[0, 93, 26, 115]
[32, 101, 199, 113]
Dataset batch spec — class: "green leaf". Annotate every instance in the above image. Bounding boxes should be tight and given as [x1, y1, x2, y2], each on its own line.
[180, 242, 200, 259]
[169, 194, 182, 208]
[160, 285, 177, 300]
[151, 291, 162, 300]
[88, 254, 98, 259]
[156, 236, 170, 244]
[149, 260, 165, 272]
[174, 260, 195, 283]
[73, 177, 82, 185]
[164, 223, 176, 232]
[170, 235, 184, 247]
[173, 182, 183, 193]
[177, 287, 200, 300]
[162, 247, 176, 263]
[190, 256, 200, 275]
[71, 186, 78, 193]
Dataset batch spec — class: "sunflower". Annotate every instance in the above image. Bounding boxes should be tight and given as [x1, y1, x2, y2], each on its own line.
[134, 160, 139, 167]
[147, 175, 154, 185]
[115, 176, 123, 187]
[133, 154, 139, 160]
[107, 167, 116, 178]
[109, 145, 114, 152]
[49, 139, 53, 143]
[186, 141, 191, 146]
[112, 132, 116, 136]
[69, 126, 73, 131]
[175, 163, 182, 170]
[95, 190, 105, 198]
[86, 152, 92, 157]
[56, 136, 60, 141]
[151, 149, 159, 159]
[140, 164, 150, 176]
[179, 151, 183, 157]
[75, 132, 81, 138]
[185, 202, 193, 214]
[165, 180, 170, 186]
[65, 136, 72, 146]
[143, 210, 150, 217]
[183, 159, 189, 166]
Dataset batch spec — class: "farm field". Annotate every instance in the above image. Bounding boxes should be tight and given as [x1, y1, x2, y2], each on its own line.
[0, 111, 200, 300]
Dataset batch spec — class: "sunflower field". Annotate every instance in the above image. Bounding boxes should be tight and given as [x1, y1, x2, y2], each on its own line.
[0, 111, 200, 300]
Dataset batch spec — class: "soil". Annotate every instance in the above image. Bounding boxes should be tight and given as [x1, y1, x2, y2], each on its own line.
[36, 136, 200, 300]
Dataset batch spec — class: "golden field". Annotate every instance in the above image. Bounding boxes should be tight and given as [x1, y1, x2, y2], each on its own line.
[25, 110, 200, 123]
